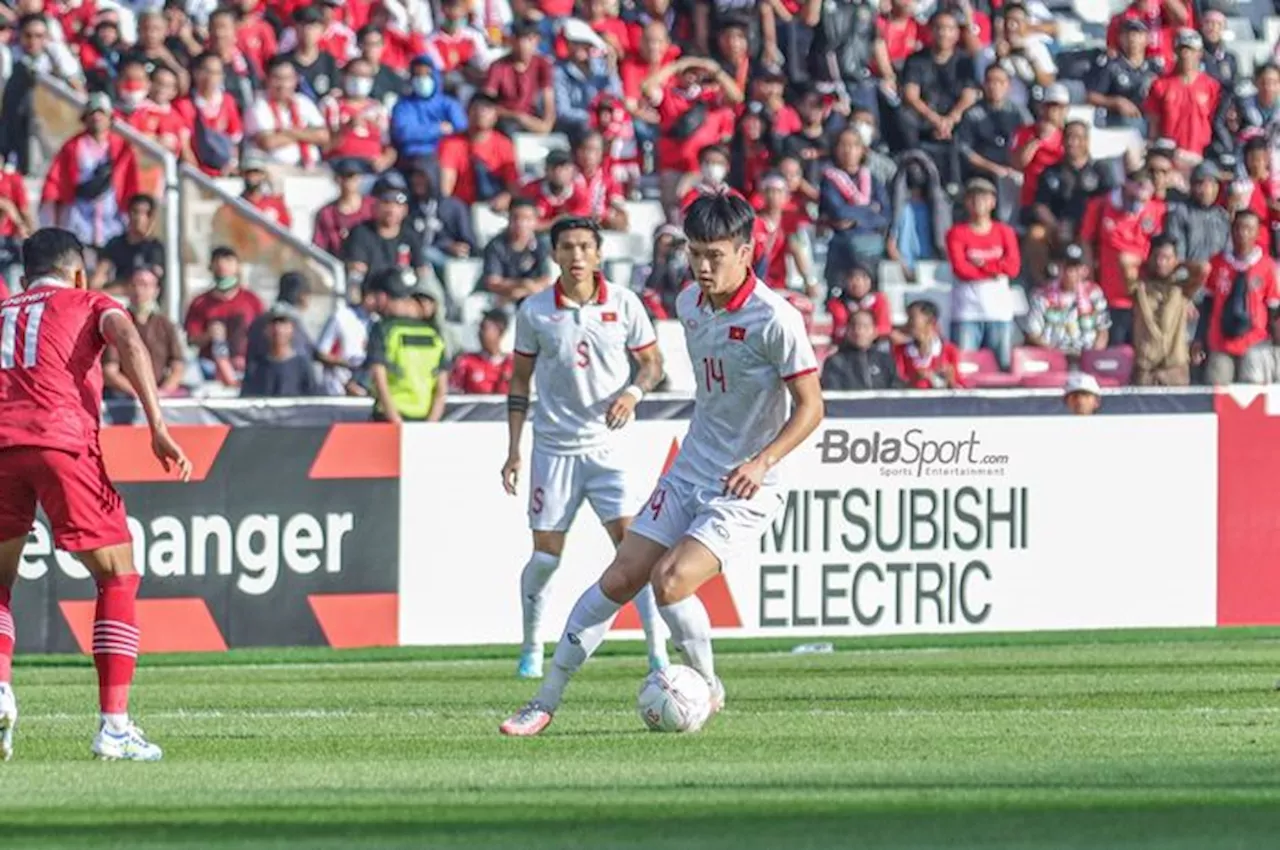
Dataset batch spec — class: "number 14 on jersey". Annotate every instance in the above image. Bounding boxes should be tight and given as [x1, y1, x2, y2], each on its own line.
[702, 357, 726, 393]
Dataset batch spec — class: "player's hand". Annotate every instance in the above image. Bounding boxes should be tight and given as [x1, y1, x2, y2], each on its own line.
[606, 393, 637, 430]
[152, 427, 193, 482]
[502, 453, 521, 495]
[723, 456, 768, 500]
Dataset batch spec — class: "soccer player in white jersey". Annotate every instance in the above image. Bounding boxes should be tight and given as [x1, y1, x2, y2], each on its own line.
[500, 193, 824, 736]
[503, 216, 670, 679]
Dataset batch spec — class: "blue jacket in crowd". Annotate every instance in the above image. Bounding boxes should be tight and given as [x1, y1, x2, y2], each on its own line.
[390, 60, 468, 159]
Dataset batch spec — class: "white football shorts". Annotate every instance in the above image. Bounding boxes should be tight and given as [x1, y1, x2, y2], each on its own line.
[629, 472, 785, 566]
[528, 445, 633, 532]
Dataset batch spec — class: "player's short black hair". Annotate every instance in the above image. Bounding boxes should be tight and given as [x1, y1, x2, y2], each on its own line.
[549, 216, 602, 250]
[22, 228, 85, 281]
[683, 193, 756, 246]
[906, 299, 939, 322]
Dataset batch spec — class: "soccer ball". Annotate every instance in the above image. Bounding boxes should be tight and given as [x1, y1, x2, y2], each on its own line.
[636, 665, 712, 733]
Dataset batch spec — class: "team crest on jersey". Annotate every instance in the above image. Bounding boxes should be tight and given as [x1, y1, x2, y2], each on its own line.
[728, 326, 746, 341]
[1140, 216, 1156, 234]
[601, 312, 618, 322]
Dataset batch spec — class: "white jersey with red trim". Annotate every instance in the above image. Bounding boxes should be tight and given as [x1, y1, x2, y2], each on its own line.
[670, 275, 817, 490]
[513, 275, 657, 455]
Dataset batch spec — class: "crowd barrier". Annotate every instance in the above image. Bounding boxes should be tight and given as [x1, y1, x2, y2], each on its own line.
[11, 389, 1280, 653]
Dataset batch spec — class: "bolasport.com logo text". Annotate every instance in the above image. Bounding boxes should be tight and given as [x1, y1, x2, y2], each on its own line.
[814, 428, 1009, 478]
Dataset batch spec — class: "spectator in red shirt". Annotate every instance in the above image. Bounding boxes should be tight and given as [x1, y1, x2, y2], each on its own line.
[523, 149, 586, 229]
[730, 103, 774, 199]
[321, 58, 395, 172]
[620, 20, 678, 117]
[175, 53, 245, 177]
[946, 177, 1021, 368]
[206, 8, 260, 111]
[425, 0, 490, 87]
[1106, 0, 1184, 71]
[233, 0, 278, 78]
[1145, 29, 1219, 160]
[754, 173, 815, 295]
[438, 94, 519, 210]
[1198, 209, 1280, 384]
[894, 299, 967, 389]
[877, 0, 925, 74]
[237, 155, 292, 228]
[1079, 167, 1164, 345]
[584, 0, 635, 59]
[124, 65, 193, 162]
[571, 129, 628, 231]
[130, 11, 190, 93]
[1230, 137, 1280, 256]
[484, 18, 556, 136]
[750, 69, 801, 137]
[313, 158, 376, 257]
[1011, 83, 1068, 208]
[642, 55, 742, 218]
[185, 245, 265, 381]
[450, 309, 514, 394]
[826, 263, 895, 344]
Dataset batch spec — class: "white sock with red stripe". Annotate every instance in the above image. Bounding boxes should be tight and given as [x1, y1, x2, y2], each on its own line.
[0, 585, 14, 684]
[93, 574, 140, 731]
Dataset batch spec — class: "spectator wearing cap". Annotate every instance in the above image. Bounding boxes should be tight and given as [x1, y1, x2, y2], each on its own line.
[1198, 9, 1237, 87]
[279, 0, 357, 66]
[438, 94, 518, 210]
[320, 58, 395, 172]
[284, 5, 341, 102]
[366, 267, 448, 422]
[957, 65, 1031, 186]
[553, 18, 618, 138]
[1146, 138, 1185, 214]
[450, 309, 514, 394]
[314, 159, 377, 257]
[1026, 121, 1113, 281]
[821, 309, 903, 391]
[245, 56, 331, 169]
[424, 0, 490, 90]
[1086, 18, 1160, 132]
[1219, 63, 1280, 151]
[755, 173, 816, 296]
[572, 128, 628, 231]
[175, 53, 245, 177]
[642, 55, 742, 218]
[206, 8, 261, 112]
[246, 271, 318, 368]
[94, 194, 164, 290]
[1166, 161, 1230, 277]
[522, 149, 587, 230]
[184, 246, 265, 381]
[125, 10, 190, 92]
[343, 173, 432, 294]
[483, 19, 555, 136]
[240, 304, 320, 398]
[13, 13, 85, 90]
[1063, 372, 1101, 415]
[103, 267, 186, 399]
[480, 197, 553, 305]
[358, 27, 412, 105]
[1011, 83, 1069, 212]
[886, 152, 951, 280]
[1079, 167, 1163, 344]
[821, 128, 891, 285]
[391, 56, 467, 162]
[1126, 234, 1196, 386]
[1197, 209, 1280, 384]
[1105, 0, 1183, 71]
[946, 177, 1021, 368]
[1024, 244, 1111, 356]
[975, 2, 1055, 110]
[41, 92, 139, 249]
[238, 155, 292, 227]
[900, 11, 981, 189]
[894, 299, 967, 389]
[1144, 30, 1220, 160]
[826, 263, 894, 344]
[402, 157, 476, 291]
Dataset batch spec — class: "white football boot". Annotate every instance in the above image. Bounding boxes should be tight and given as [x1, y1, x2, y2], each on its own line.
[91, 720, 163, 762]
[0, 683, 16, 761]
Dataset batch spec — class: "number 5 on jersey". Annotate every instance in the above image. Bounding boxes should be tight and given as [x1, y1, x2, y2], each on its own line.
[0, 303, 46, 370]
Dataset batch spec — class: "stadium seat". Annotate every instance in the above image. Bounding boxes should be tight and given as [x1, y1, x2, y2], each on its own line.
[1080, 345, 1134, 386]
[601, 230, 631, 262]
[604, 258, 635, 289]
[958, 349, 1021, 388]
[1265, 15, 1280, 47]
[1226, 16, 1256, 42]
[443, 258, 484, 309]
[513, 132, 570, 178]
[1012, 346, 1068, 379]
[1019, 371, 1071, 388]
[472, 206, 509, 249]
[624, 200, 667, 249]
[655, 320, 695, 391]
[883, 279, 952, 328]
[1090, 127, 1142, 161]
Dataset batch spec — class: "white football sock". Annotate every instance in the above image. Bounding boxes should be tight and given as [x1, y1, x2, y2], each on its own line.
[659, 595, 715, 685]
[102, 712, 129, 734]
[633, 583, 667, 658]
[519, 551, 560, 653]
[535, 583, 621, 711]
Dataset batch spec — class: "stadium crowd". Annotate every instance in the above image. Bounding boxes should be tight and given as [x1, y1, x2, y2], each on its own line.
[2, 0, 1280, 406]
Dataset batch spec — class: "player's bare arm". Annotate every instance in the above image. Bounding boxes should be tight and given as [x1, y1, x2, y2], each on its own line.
[606, 344, 664, 430]
[102, 311, 193, 482]
[724, 371, 824, 500]
[503, 352, 534, 495]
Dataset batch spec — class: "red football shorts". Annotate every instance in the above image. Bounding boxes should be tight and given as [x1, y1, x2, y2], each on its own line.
[0, 445, 131, 552]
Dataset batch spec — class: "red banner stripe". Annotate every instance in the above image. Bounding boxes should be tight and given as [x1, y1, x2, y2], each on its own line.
[1216, 393, 1280, 625]
[308, 424, 401, 480]
[61, 598, 228, 653]
[307, 593, 398, 648]
[101, 425, 230, 483]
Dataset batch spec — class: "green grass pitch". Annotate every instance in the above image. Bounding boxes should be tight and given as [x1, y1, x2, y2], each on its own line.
[4, 628, 1280, 849]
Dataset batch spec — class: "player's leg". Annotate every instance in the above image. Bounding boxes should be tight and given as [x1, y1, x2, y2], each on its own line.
[587, 450, 668, 671]
[35, 448, 159, 761]
[649, 537, 722, 702]
[0, 456, 38, 762]
[519, 450, 584, 678]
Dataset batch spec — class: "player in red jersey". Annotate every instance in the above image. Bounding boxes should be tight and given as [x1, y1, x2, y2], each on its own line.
[0, 228, 191, 762]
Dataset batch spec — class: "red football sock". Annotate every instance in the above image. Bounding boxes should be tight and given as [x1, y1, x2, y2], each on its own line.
[93, 574, 140, 716]
[0, 585, 13, 684]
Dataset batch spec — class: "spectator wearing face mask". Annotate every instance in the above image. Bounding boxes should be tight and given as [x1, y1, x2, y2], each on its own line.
[237, 154, 292, 228]
[122, 65, 193, 162]
[321, 58, 395, 172]
[391, 55, 467, 162]
[185, 245, 265, 381]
